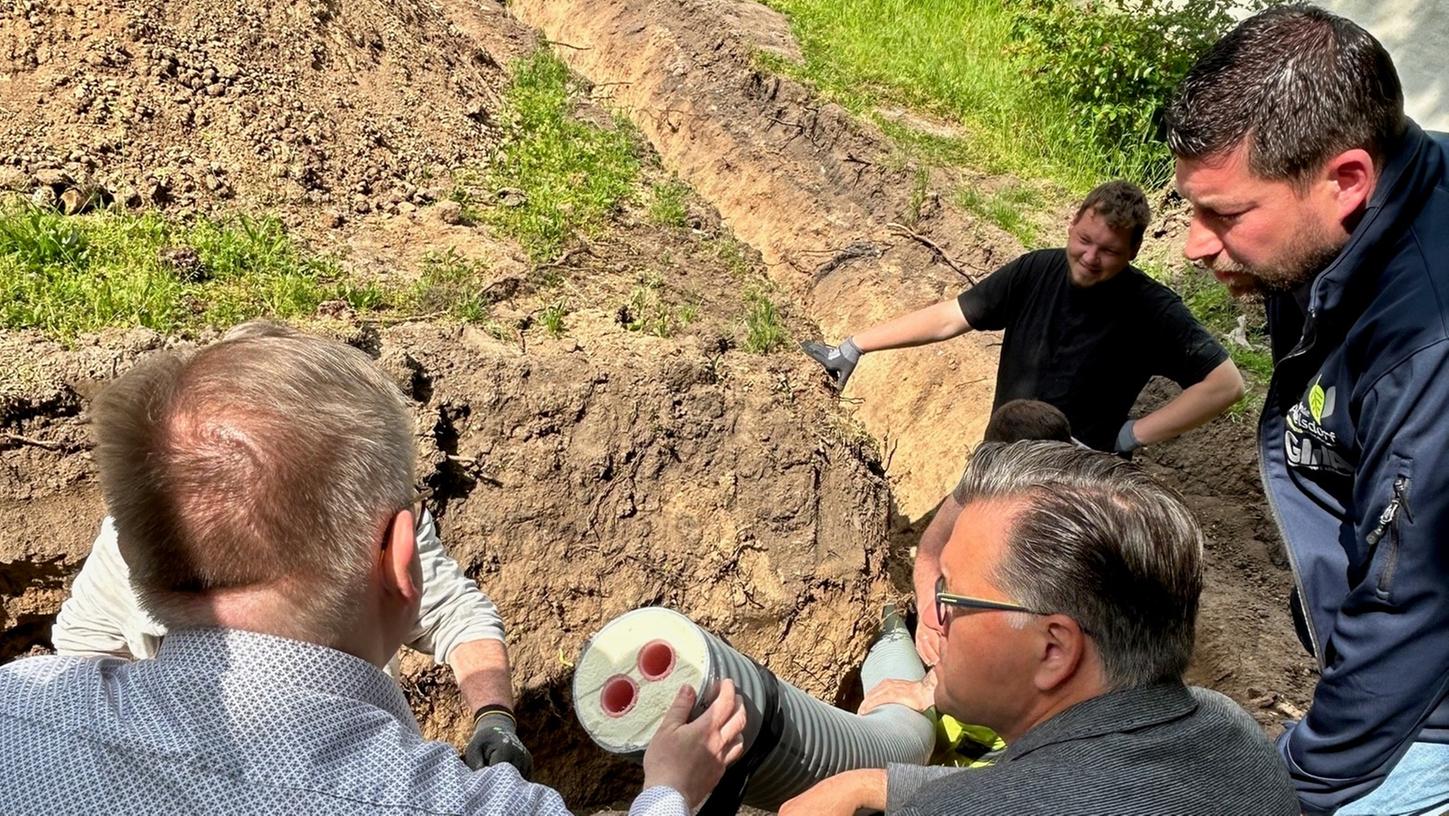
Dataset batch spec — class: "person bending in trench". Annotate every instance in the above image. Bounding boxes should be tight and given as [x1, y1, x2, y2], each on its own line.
[804, 181, 1244, 664]
[780, 442, 1298, 815]
[50, 319, 534, 778]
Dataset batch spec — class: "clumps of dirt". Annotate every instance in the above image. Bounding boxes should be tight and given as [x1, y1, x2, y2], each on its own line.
[0, 0, 507, 223]
[386, 321, 895, 804]
[0, 319, 899, 807]
[1134, 381, 1317, 732]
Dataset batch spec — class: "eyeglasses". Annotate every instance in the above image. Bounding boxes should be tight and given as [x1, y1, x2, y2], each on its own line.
[934, 575, 1041, 628]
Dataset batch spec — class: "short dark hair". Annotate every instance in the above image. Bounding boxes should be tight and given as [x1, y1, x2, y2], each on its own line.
[984, 399, 1072, 444]
[1074, 181, 1151, 248]
[1166, 4, 1405, 182]
[954, 442, 1203, 689]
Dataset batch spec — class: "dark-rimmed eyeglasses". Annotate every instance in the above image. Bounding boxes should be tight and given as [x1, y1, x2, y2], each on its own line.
[934, 575, 1041, 627]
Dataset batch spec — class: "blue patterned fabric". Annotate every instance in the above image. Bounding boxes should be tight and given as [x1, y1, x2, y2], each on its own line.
[0, 628, 685, 815]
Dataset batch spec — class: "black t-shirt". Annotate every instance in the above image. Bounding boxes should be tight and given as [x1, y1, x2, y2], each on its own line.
[958, 248, 1228, 451]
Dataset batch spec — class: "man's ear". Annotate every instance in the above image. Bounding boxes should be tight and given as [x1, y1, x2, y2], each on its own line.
[1323, 147, 1376, 222]
[1033, 615, 1086, 693]
[381, 508, 419, 603]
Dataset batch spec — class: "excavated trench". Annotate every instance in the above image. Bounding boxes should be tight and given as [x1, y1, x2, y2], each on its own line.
[0, 0, 1315, 812]
[506, 0, 1317, 765]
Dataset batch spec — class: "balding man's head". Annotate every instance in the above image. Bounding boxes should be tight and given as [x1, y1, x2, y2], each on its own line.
[91, 320, 416, 639]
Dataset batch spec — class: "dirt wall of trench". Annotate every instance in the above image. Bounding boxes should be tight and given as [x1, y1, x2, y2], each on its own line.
[507, 0, 1011, 518]
[0, 319, 901, 808]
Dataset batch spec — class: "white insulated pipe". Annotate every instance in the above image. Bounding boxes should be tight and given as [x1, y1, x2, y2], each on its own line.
[573, 606, 936, 810]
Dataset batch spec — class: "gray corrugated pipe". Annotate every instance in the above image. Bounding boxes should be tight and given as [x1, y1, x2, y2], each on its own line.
[573, 606, 936, 811]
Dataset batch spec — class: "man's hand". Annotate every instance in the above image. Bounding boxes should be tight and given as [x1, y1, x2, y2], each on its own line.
[779, 769, 888, 816]
[642, 680, 748, 808]
[801, 337, 862, 390]
[859, 668, 938, 716]
[914, 620, 943, 666]
[463, 711, 533, 777]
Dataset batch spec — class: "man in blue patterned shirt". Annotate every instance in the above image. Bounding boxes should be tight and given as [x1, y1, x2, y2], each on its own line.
[0, 322, 746, 814]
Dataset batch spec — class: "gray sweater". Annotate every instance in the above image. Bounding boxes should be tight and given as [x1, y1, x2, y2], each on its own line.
[889, 683, 1298, 815]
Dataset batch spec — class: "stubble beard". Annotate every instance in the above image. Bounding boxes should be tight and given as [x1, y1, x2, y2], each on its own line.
[1207, 221, 1346, 302]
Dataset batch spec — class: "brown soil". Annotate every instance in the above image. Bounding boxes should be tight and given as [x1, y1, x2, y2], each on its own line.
[0, 0, 510, 224]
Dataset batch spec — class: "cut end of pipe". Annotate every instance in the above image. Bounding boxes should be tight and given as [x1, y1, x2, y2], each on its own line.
[637, 639, 676, 681]
[601, 674, 638, 718]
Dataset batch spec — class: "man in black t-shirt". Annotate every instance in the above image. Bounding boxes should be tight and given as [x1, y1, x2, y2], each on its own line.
[803, 180, 1244, 662]
[804, 181, 1242, 452]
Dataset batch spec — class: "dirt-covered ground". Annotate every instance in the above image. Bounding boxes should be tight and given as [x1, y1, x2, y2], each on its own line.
[0, 0, 1315, 812]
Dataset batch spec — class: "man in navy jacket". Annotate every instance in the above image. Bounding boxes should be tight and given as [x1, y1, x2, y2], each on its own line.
[1168, 6, 1449, 814]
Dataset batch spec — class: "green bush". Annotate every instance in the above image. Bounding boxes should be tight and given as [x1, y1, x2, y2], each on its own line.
[1008, 0, 1269, 187]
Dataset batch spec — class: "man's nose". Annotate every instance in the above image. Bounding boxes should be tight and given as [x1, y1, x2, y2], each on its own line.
[1183, 216, 1223, 263]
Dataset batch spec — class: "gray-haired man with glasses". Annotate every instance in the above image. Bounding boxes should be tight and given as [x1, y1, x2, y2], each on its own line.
[782, 442, 1297, 815]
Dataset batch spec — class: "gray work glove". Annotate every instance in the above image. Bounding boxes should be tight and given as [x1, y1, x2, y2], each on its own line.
[463, 709, 533, 778]
[801, 336, 863, 390]
[1114, 419, 1142, 454]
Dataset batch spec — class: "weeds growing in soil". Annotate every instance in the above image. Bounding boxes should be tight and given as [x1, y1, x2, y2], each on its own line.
[0, 200, 371, 340]
[622, 273, 697, 338]
[742, 289, 788, 353]
[484, 50, 641, 262]
[412, 248, 493, 323]
[539, 299, 568, 337]
[648, 179, 692, 229]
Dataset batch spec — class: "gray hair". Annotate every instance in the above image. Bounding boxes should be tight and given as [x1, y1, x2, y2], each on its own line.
[1165, 4, 1405, 183]
[90, 320, 417, 638]
[953, 441, 1204, 689]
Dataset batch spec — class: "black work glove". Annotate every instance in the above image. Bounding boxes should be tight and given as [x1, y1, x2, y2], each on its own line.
[463, 709, 533, 778]
[801, 336, 863, 390]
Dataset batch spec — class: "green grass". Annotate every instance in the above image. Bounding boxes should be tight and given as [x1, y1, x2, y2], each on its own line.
[648, 179, 691, 228]
[481, 50, 641, 262]
[957, 184, 1045, 247]
[0, 201, 378, 340]
[539, 299, 568, 337]
[410, 248, 494, 323]
[759, 0, 1103, 192]
[742, 289, 788, 353]
[0, 198, 522, 340]
[707, 234, 755, 278]
[622, 272, 697, 338]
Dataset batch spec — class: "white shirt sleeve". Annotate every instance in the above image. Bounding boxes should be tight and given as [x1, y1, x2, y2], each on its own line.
[403, 508, 506, 664]
[50, 518, 167, 660]
[627, 786, 691, 816]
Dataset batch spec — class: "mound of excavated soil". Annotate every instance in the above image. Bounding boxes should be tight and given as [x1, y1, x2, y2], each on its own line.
[0, 319, 897, 807]
[0, 0, 506, 221]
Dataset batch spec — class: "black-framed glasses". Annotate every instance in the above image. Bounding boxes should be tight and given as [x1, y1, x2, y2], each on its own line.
[934, 575, 1041, 627]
